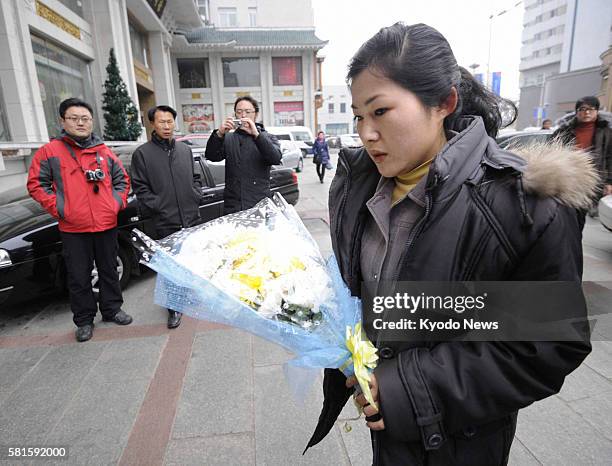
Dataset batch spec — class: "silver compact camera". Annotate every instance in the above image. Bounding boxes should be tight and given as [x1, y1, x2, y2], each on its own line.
[85, 168, 105, 182]
[232, 119, 242, 128]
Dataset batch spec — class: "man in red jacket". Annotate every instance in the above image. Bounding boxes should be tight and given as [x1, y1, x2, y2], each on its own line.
[27, 98, 133, 342]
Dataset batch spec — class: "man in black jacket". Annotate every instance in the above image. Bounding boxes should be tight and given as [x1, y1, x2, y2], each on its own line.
[552, 96, 612, 214]
[205, 96, 282, 214]
[131, 105, 203, 329]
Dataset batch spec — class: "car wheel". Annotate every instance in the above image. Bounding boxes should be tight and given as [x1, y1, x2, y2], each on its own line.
[296, 157, 304, 173]
[91, 246, 132, 298]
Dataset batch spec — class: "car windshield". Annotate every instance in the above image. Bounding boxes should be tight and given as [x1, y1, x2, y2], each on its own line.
[0, 199, 49, 240]
[274, 134, 291, 140]
[292, 131, 312, 142]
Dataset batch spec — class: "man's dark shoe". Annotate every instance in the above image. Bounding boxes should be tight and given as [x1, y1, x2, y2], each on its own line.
[168, 311, 182, 329]
[102, 310, 133, 325]
[75, 324, 94, 342]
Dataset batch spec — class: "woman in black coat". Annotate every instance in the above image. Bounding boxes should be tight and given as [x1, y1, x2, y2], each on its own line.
[205, 96, 282, 214]
[307, 23, 595, 466]
[312, 130, 331, 183]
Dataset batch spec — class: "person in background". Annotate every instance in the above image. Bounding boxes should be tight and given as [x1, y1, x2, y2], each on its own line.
[205, 96, 282, 214]
[552, 96, 612, 214]
[307, 23, 594, 465]
[27, 97, 132, 342]
[130, 105, 203, 329]
[312, 130, 331, 183]
[541, 119, 552, 130]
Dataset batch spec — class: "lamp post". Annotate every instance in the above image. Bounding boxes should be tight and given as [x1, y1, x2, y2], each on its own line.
[486, 1, 523, 89]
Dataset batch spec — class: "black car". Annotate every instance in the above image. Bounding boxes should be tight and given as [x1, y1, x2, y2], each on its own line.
[0, 146, 299, 308]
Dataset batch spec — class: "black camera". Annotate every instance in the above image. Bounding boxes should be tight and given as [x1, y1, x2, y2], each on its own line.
[85, 168, 105, 182]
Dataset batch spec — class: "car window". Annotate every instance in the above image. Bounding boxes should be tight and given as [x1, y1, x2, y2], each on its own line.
[205, 159, 225, 186]
[274, 133, 291, 140]
[192, 156, 207, 188]
[503, 133, 549, 149]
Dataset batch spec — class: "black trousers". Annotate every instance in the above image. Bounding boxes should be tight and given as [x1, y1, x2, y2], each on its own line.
[61, 228, 123, 326]
[155, 226, 182, 316]
[316, 162, 326, 181]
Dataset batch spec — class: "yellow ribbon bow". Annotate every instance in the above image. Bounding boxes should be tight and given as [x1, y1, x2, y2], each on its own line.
[344, 323, 379, 411]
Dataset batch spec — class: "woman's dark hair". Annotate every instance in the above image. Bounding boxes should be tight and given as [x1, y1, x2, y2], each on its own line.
[59, 98, 93, 118]
[234, 96, 259, 113]
[148, 105, 177, 122]
[575, 96, 600, 111]
[346, 23, 516, 137]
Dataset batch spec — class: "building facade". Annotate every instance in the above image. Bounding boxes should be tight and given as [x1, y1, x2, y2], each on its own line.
[0, 0, 327, 195]
[0, 0, 202, 192]
[173, 0, 325, 133]
[517, 0, 612, 128]
[316, 85, 354, 135]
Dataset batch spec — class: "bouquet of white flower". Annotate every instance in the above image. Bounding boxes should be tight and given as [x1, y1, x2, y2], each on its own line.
[132, 193, 378, 407]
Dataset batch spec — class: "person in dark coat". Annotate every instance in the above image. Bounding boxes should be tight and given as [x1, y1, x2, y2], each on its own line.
[312, 131, 331, 183]
[552, 96, 612, 214]
[306, 23, 595, 466]
[131, 105, 203, 329]
[205, 96, 282, 214]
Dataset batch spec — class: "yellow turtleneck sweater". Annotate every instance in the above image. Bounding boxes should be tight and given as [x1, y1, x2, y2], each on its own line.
[391, 158, 434, 206]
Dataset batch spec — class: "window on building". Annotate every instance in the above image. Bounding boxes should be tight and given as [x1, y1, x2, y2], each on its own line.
[325, 123, 349, 136]
[177, 58, 210, 88]
[340, 103, 346, 113]
[129, 22, 149, 68]
[249, 8, 257, 27]
[197, 0, 210, 23]
[58, 0, 84, 18]
[272, 57, 302, 86]
[218, 7, 238, 27]
[31, 34, 96, 138]
[0, 85, 10, 141]
[222, 57, 261, 87]
[274, 101, 304, 126]
[328, 103, 334, 113]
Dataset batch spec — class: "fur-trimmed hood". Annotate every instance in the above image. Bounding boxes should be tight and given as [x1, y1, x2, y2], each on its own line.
[513, 141, 600, 210]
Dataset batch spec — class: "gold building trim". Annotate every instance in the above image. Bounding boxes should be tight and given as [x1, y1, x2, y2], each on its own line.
[36, 1, 81, 40]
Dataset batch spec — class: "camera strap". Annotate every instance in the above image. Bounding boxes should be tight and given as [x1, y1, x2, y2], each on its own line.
[62, 141, 103, 172]
[61, 141, 103, 193]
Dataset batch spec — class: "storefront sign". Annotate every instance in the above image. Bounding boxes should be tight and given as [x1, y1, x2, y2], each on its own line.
[134, 63, 153, 89]
[36, 1, 81, 40]
[274, 101, 304, 126]
[182, 104, 214, 133]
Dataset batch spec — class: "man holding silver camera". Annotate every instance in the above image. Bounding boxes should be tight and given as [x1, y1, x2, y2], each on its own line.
[27, 98, 132, 342]
[205, 96, 282, 214]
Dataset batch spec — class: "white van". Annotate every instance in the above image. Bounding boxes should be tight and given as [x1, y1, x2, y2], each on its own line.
[266, 126, 315, 157]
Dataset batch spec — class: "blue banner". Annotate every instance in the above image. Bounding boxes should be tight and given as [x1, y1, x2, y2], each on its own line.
[491, 72, 501, 96]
